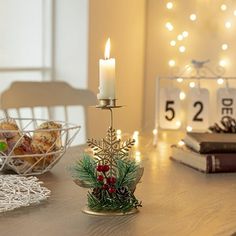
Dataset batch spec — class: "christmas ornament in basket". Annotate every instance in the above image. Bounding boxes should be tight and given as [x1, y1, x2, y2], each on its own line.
[0, 117, 80, 175]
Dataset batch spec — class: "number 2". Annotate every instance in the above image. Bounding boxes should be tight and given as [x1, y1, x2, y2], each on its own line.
[193, 101, 203, 122]
[165, 101, 175, 121]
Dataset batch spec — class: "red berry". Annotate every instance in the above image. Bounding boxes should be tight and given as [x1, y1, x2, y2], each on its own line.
[96, 165, 103, 172]
[108, 187, 116, 193]
[107, 176, 116, 184]
[102, 165, 110, 172]
[102, 184, 109, 190]
[110, 177, 116, 184]
[97, 175, 104, 182]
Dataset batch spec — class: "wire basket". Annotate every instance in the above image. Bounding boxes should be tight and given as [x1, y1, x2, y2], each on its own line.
[0, 118, 81, 176]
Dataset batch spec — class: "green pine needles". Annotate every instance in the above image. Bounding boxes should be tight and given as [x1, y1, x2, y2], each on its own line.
[71, 153, 142, 212]
[71, 154, 98, 188]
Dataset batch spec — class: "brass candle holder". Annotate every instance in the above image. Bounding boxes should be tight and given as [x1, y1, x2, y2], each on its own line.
[72, 99, 143, 216]
[96, 99, 119, 108]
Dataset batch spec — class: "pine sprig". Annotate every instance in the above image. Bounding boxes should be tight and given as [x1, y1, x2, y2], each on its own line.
[71, 153, 98, 188]
[71, 153, 143, 212]
[87, 190, 141, 212]
[116, 159, 139, 189]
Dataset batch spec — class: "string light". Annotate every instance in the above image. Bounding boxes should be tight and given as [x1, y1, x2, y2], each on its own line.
[186, 126, 193, 132]
[225, 21, 232, 29]
[189, 82, 196, 88]
[135, 151, 141, 164]
[182, 31, 189, 37]
[152, 129, 158, 135]
[179, 45, 186, 53]
[152, 129, 158, 147]
[220, 4, 227, 11]
[179, 91, 186, 100]
[177, 34, 184, 41]
[168, 59, 176, 67]
[176, 77, 183, 83]
[166, 2, 173, 9]
[221, 43, 228, 50]
[219, 59, 227, 67]
[116, 129, 122, 140]
[170, 40, 176, 46]
[175, 121, 181, 127]
[190, 14, 197, 21]
[165, 22, 174, 31]
[217, 78, 224, 85]
[178, 140, 185, 146]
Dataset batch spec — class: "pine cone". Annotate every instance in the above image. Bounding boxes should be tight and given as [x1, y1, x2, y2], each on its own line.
[116, 186, 130, 199]
[209, 117, 236, 133]
[92, 187, 102, 199]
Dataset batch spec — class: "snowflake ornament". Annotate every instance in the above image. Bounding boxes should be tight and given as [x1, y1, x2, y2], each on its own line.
[87, 127, 135, 175]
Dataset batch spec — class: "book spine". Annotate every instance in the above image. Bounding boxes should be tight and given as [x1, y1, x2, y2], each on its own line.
[200, 142, 236, 154]
[207, 154, 236, 173]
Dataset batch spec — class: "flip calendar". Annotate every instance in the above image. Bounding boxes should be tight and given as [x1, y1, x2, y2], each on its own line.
[156, 77, 236, 132]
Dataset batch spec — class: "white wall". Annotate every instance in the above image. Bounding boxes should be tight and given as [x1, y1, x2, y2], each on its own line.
[0, 0, 42, 68]
[55, 0, 88, 89]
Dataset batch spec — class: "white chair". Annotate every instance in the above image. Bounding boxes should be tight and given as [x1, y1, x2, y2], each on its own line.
[0, 81, 96, 142]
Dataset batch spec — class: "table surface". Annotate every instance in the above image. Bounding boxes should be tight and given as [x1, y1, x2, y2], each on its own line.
[1, 132, 236, 236]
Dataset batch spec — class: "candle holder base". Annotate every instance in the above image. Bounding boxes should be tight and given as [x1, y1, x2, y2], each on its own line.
[82, 206, 139, 216]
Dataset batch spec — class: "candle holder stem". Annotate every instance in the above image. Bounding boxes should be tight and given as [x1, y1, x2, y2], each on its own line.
[96, 99, 122, 128]
[109, 108, 113, 128]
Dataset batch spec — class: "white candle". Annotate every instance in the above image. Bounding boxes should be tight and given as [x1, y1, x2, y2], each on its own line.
[97, 38, 116, 100]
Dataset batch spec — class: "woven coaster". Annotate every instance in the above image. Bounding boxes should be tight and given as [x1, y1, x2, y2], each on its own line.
[0, 175, 50, 213]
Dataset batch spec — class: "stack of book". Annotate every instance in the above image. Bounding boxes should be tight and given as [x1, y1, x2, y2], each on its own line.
[170, 132, 236, 173]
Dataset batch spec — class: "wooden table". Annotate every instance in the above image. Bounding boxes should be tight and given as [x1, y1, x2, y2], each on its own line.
[1, 132, 236, 236]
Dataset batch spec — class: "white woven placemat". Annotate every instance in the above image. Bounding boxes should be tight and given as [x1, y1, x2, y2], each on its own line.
[0, 175, 51, 213]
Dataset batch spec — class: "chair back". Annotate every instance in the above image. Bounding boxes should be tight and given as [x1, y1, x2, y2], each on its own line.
[0, 81, 96, 140]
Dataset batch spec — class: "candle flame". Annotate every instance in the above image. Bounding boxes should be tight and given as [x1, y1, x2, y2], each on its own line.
[104, 38, 111, 59]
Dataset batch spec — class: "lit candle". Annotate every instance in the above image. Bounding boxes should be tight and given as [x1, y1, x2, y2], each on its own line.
[97, 38, 116, 100]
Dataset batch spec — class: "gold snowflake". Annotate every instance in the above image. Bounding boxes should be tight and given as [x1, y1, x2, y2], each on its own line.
[87, 127, 135, 174]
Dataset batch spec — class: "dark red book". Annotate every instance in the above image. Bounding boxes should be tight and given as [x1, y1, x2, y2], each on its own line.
[170, 144, 236, 173]
[184, 132, 236, 154]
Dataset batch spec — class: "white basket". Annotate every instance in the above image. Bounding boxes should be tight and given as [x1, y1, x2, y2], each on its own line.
[0, 118, 81, 176]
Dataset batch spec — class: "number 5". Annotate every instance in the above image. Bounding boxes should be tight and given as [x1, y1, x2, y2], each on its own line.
[165, 101, 175, 121]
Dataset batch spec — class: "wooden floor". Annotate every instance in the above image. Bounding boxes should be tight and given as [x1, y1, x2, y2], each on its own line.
[1, 132, 236, 236]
